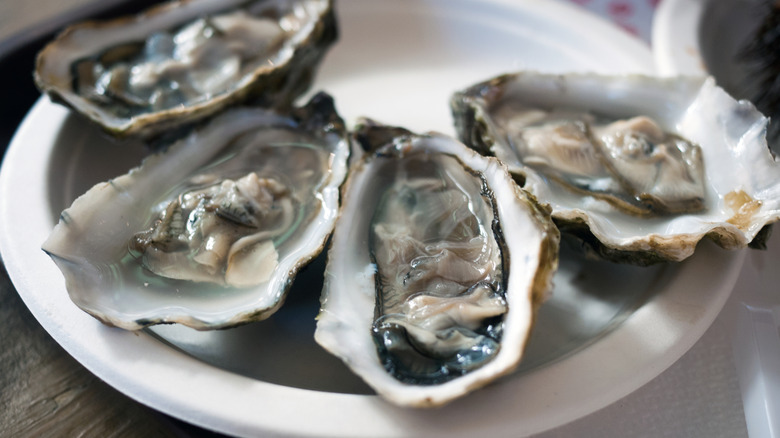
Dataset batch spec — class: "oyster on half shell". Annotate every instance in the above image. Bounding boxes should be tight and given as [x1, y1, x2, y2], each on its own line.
[452, 72, 780, 264]
[35, 0, 336, 139]
[42, 92, 349, 330]
[315, 121, 559, 407]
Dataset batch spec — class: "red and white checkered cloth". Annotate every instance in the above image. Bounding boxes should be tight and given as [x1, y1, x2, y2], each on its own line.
[567, 0, 658, 43]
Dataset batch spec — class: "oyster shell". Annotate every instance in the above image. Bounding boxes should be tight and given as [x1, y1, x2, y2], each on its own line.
[35, 0, 336, 139]
[315, 121, 559, 407]
[42, 92, 349, 330]
[451, 72, 780, 264]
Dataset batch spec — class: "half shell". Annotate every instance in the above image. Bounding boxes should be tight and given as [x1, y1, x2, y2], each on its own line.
[315, 121, 559, 407]
[35, 0, 337, 139]
[42, 92, 349, 330]
[452, 72, 780, 264]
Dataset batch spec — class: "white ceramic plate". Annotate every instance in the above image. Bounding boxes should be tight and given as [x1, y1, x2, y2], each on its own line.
[0, 0, 746, 436]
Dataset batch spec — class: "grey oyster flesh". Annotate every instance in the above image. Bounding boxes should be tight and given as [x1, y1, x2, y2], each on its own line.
[491, 104, 706, 216]
[129, 137, 330, 288]
[73, 9, 287, 118]
[369, 154, 507, 385]
[41, 93, 349, 330]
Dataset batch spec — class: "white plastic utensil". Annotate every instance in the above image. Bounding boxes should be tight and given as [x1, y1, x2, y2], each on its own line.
[731, 232, 780, 438]
[654, 1, 780, 436]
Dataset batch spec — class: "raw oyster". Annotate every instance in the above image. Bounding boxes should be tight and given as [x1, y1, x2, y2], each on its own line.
[35, 0, 336, 139]
[451, 72, 780, 264]
[42, 92, 349, 330]
[315, 121, 559, 407]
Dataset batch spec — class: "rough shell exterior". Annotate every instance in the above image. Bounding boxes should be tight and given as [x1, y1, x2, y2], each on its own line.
[452, 72, 780, 264]
[34, 0, 337, 139]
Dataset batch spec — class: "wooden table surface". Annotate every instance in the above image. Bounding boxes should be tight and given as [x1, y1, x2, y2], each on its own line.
[0, 266, 184, 437]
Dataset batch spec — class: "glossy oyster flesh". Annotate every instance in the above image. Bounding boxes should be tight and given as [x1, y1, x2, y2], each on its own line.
[486, 110, 707, 217]
[42, 92, 349, 330]
[452, 72, 780, 264]
[315, 121, 560, 407]
[35, 0, 336, 138]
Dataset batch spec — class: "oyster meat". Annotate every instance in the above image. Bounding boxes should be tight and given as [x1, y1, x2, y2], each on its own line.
[497, 109, 707, 216]
[452, 72, 780, 264]
[35, 0, 336, 138]
[42, 93, 349, 330]
[315, 121, 559, 407]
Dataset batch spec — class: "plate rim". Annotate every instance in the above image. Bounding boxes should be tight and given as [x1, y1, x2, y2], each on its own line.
[0, 0, 746, 436]
[652, 0, 709, 75]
